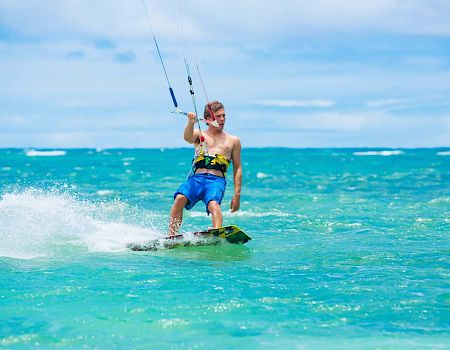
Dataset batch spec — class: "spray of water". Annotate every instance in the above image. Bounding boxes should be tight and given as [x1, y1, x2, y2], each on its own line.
[0, 188, 163, 259]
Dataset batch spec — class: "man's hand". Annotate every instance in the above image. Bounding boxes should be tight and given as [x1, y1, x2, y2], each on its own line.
[230, 194, 240, 213]
[187, 112, 196, 123]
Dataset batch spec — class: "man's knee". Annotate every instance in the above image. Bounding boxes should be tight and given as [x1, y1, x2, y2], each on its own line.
[174, 194, 188, 206]
[208, 200, 221, 212]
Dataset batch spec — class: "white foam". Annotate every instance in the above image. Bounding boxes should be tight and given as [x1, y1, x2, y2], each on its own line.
[26, 150, 67, 157]
[353, 150, 404, 156]
[96, 190, 115, 196]
[415, 217, 432, 223]
[428, 197, 450, 204]
[256, 172, 269, 179]
[84, 222, 156, 252]
[437, 151, 450, 156]
[0, 189, 161, 259]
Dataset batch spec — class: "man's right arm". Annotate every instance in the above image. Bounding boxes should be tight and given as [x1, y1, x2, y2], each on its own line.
[184, 112, 199, 144]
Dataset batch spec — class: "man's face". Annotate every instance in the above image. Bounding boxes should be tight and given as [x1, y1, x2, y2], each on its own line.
[210, 108, 225, 130]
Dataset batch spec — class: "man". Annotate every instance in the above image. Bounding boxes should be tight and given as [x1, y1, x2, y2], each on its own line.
[169, 101, 242, 236]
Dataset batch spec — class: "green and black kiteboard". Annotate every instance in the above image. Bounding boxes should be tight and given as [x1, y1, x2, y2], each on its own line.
[128, 225, 251, 251]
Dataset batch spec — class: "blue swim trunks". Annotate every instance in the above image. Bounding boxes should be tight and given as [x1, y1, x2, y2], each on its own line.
[174, 174, 226, 214]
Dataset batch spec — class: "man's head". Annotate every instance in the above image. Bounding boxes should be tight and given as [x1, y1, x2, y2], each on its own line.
[204, 101, 225, 130]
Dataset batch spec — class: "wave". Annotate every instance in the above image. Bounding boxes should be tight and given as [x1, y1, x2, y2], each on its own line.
[26, 150, 67, 157]
[353, 150, 404, 156]
[437, 151, 450, 156]
[0, 189, 161, 259]
[188, 209, 304, 218]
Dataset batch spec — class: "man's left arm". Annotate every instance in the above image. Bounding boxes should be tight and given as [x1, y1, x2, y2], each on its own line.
[230, 138, 242, 213]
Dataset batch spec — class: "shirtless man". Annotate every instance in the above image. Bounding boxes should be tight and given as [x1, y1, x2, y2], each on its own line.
[169, 101, 242, 236]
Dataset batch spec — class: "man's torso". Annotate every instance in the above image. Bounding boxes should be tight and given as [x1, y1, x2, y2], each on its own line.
[194, 131, 235, 177]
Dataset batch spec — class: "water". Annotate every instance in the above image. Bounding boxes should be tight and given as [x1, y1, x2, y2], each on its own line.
[1, 148, 449, 349]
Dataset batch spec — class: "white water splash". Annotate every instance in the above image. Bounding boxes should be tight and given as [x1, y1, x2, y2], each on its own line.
[0, 189, 161, 259]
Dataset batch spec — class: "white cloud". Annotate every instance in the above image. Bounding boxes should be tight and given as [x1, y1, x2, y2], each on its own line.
[286, 112, 387, 132]
[244, 109, 449, 134]
[367, 95, 450, 110]
[0, 0, 199, 41]
[1, 110, 449, 148]
[258, 99, 335, 108]
[367, 98, 413, 108]
[1, 0, 450, 42]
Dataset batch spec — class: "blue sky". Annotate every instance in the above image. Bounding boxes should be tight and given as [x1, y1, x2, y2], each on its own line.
[0, 0, 449, 148]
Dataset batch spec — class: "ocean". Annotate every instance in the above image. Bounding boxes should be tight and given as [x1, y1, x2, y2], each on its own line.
[1, 148, 449, 349]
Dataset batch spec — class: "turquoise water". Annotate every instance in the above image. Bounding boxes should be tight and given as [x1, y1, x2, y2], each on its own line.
[1, 148, 449, 349]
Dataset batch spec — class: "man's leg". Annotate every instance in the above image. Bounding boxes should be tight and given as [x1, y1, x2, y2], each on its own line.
[207, 200, 223, 228]
[169, 194, 188, 236]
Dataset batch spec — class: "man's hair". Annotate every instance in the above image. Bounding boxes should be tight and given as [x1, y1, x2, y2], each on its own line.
[204, 101, 224, 119]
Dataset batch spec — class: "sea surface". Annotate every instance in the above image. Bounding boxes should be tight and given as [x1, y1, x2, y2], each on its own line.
[0, 148, 449, 349]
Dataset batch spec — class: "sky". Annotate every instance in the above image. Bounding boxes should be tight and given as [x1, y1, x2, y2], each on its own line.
[0, 0, 450, 148]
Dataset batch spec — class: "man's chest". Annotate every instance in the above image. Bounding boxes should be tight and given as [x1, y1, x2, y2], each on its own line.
[205, 135, 232, 158]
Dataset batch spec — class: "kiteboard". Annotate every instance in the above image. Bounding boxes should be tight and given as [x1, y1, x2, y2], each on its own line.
[128, 225, 251, 251]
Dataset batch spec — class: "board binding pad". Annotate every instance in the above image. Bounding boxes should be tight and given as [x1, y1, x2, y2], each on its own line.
[128, 225, 251, 251]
